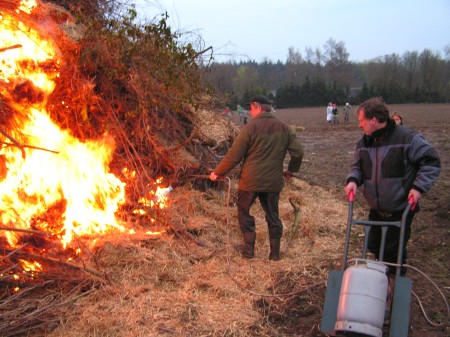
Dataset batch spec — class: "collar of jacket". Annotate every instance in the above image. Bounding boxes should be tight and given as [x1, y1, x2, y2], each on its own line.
[253, 111, 275, 119]
[364, 118, 396, 146]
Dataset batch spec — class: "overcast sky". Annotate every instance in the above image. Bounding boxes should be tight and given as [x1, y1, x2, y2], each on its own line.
[134, 0, 450, 63]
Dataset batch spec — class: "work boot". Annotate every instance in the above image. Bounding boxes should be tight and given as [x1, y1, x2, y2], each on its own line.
[234, 232, 255, 259]
[268, 238, 281, 261]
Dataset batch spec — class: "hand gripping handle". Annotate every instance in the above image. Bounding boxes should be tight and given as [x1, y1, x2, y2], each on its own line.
[348, 189, 355, 202]
[408, 195, 416, 211]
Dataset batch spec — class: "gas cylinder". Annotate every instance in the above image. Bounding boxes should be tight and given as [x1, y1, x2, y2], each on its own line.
[335, 260, 388, 337]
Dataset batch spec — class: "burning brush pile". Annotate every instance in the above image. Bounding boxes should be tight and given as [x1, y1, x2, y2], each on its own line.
[0, 0, 235, 335]
[0, 1, 350, 336]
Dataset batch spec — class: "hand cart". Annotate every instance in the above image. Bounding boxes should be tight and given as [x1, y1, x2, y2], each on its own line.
[320, 191, 416, 337]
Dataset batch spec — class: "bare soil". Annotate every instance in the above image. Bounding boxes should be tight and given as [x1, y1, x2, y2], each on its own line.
[273, 103, 449, 336]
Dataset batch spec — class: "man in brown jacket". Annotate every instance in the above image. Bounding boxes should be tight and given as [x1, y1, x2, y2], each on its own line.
[210, 95, 304, 260]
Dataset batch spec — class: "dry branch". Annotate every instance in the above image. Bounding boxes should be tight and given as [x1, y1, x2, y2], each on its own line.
[0, 44, 22, 53]
[167, 219, 212, 249]
[0, 279, 99, 337]
[0, 226, 51, 237]
[0, 124, 26, 159]
[281, 197, 301, 255]
[0, 141, 59, 154]
[17, 251, 108, 281]
[0, 243, 29, 262]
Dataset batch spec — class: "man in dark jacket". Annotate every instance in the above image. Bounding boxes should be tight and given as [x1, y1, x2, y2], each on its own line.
[210, 95, 304, 260]
[345, 97, 441, 275]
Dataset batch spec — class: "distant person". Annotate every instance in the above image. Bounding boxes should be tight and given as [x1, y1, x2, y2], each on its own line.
[391, 112, 403, 125]
[326, 102, 333, 124]
[345, 97, 441, 278]
[210, 95, 304, 261]
[237, 104, 244, 122]
[343, 102, 351, 124]
[332, 103, 339, 124]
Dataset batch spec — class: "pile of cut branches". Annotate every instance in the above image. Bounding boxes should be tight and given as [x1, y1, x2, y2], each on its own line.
[0, 1, 236, 335]
[45, 0, 220, 197]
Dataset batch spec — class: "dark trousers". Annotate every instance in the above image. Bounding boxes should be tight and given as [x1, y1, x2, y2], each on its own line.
[237, 190, 283, 239]
[344, 113, 349, 123]
[367, 209, 415, 275]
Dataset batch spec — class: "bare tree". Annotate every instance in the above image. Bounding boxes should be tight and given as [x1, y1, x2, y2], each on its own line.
[419, 49, 444, 96]
[232, 65, 259, 99]
[285, 47, 303, 84]
[402, 51, 419, 92]
[323, 38, 351, 90]
[206, 62, 237, 97]
[444, 45, 450, 102]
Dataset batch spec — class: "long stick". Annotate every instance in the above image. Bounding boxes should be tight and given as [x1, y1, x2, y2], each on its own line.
[0, 125, 26, 158]
[0, 243, 29, 262]
[281, 197, 301, 255]
[0, 141, 59, 154]
[0, 226, 51, 237]
[15, 251, 108, 281]
[0, 44, 22, 53]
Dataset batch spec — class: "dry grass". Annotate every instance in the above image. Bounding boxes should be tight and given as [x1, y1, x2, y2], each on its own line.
[41, 178, 351, 337]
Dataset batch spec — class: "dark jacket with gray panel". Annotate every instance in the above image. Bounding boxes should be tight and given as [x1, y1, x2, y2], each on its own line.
[346, 119, 441, 213]
[214, 111, 304, 192]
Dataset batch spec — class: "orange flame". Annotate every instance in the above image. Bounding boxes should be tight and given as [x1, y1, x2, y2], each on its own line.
[0, 2, 170, 252]
[18, 0, 38, 14]
[137, 177, 172, 212]
[0, 4, 126, 248]
[19, 259, 42, 273]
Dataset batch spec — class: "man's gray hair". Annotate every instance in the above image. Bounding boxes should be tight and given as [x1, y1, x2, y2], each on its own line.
[255, 102, 272, 112]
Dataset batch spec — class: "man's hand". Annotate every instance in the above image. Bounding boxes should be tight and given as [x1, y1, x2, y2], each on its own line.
[408, 189, 422, 203]
[345, 181, 357, 198]
[210, 171, 218, 181]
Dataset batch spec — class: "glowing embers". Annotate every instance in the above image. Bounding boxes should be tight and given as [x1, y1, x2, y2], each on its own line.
[137, 177, 173, 212]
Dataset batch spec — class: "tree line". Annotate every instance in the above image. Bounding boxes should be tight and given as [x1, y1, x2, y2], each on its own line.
[201, 39, 450, 109]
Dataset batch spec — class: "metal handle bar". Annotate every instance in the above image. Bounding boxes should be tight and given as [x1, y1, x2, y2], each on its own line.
[343, 192, 416, 276]
[188, 174, 227, 180]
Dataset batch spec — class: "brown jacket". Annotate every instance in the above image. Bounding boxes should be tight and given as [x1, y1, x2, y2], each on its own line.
[214, 112, 304, 192]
